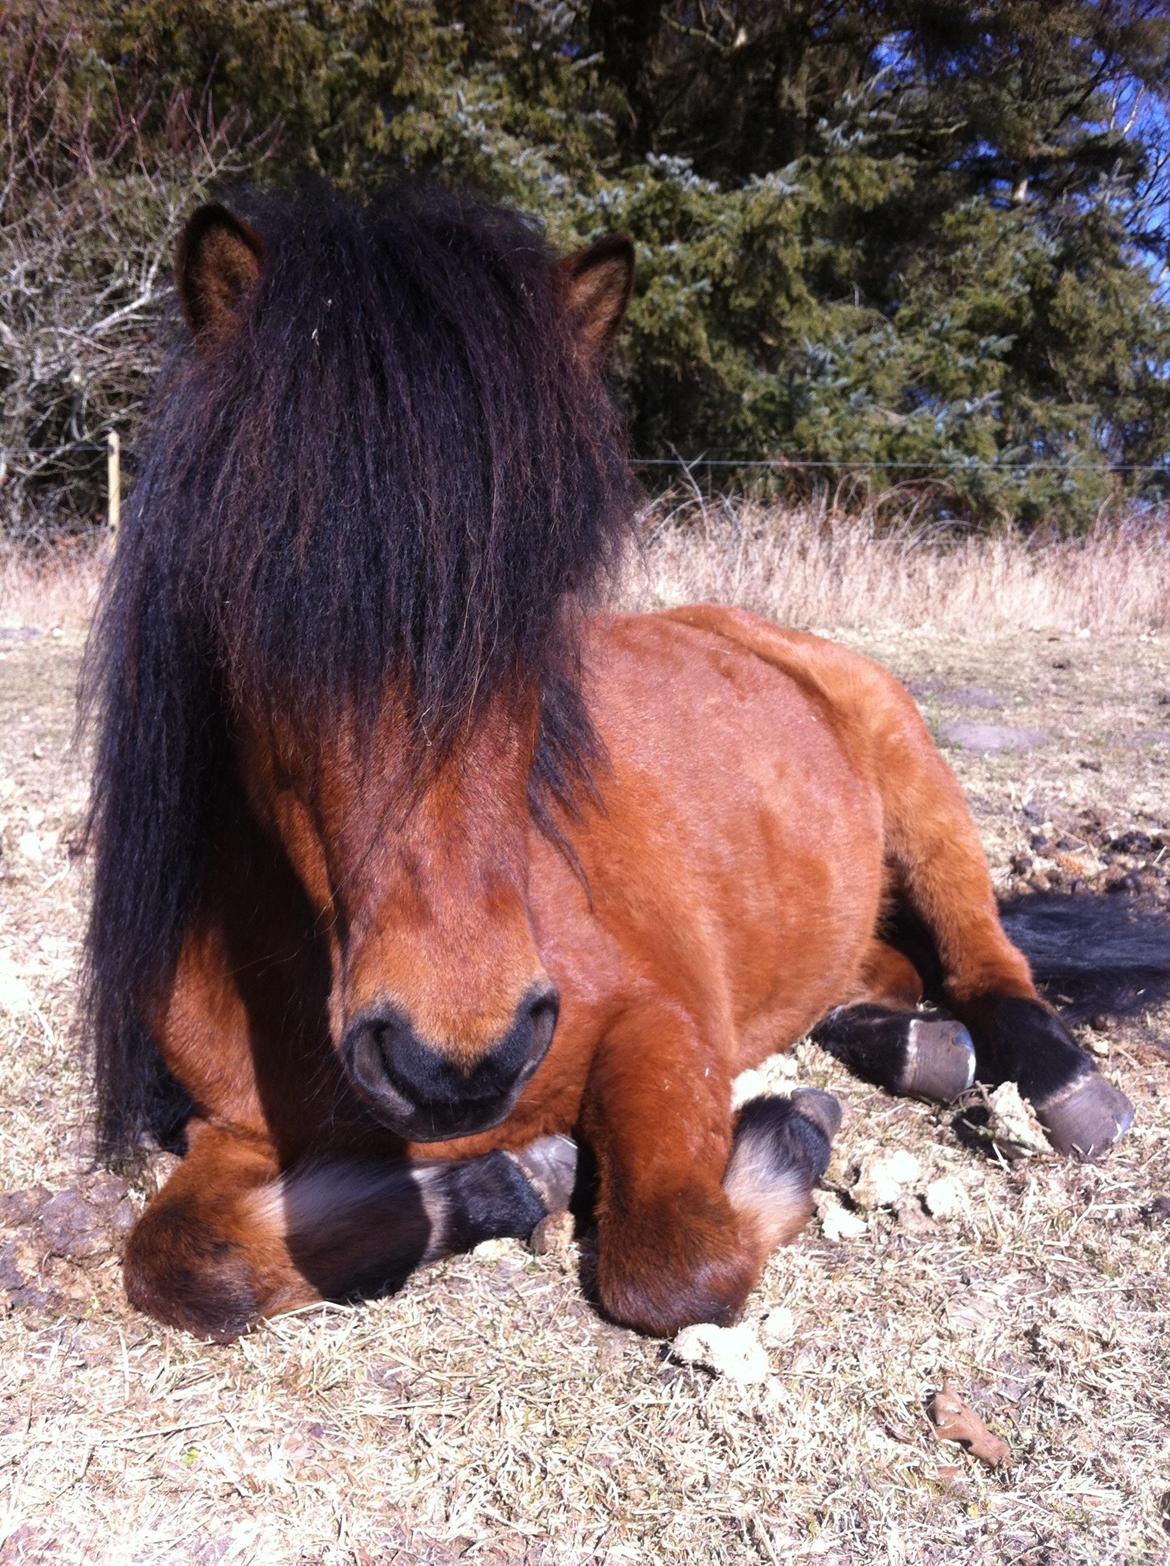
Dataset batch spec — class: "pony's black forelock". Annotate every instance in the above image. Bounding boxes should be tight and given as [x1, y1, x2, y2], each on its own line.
[83, 183, 635, 1163]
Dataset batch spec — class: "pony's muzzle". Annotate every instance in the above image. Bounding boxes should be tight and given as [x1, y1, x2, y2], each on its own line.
[341, 989, 559, 1141]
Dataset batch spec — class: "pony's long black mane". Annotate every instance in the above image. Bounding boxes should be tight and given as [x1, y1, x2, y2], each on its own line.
[83, 184, 634, 1163]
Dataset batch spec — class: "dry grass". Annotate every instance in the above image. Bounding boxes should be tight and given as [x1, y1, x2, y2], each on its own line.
[2, 521, 1169, 1565]
[4, 496, 1170, 642]
[620, 496, 1170, 635]
[0, 541, 108, 637]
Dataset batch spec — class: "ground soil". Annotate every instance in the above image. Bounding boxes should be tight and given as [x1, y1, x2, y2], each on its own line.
[1, 617, 1168, 1566]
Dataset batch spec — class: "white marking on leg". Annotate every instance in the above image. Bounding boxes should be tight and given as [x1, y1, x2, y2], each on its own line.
[723, 1125, 814, 1251]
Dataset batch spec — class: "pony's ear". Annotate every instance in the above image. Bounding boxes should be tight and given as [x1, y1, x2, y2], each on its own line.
[176, 203, 265, 342]
[560, 235, 634, 356]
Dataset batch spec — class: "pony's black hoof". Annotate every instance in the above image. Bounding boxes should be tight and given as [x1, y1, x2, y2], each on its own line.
[1035, 1074, 1134, 1160]
[510, 1134, 579, 1213]
[791, 1087, 843, 1141]
[899, 1019, 976, 1104]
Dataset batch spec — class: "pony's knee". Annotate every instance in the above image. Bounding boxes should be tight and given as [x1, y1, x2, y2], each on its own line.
[596, 1189, 759, 1337]
[596, 1091, 842, 1337]
[123, 1202, 262, 1341]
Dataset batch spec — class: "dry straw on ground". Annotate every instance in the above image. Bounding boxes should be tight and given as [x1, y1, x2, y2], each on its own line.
[1, 510, 1169, 1564]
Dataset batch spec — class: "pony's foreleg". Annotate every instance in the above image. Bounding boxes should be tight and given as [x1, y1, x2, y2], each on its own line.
[811, 939, 977, 1104]
[123, 1124, 575, 1340]
[580, 1004, 838, 1337]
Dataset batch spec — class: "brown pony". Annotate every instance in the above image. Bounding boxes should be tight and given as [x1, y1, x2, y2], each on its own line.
[84, 187, 1133, 1342]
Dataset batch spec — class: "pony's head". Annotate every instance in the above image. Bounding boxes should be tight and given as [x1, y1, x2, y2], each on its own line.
[85, 187, 635, 1154]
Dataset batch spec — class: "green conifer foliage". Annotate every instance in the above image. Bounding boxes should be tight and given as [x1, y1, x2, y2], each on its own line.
[4, 0, 1169, 531]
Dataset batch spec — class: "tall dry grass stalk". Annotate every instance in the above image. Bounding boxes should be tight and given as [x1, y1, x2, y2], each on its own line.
[0, 539, 108, 633]
[621, 494, 1170, 635]
[2, 497, 1169, 637]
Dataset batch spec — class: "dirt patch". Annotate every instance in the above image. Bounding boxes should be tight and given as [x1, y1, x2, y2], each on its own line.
[938, 719, 1050, 752]
[1004, 818, 1170, 909]
[2, 623, 1169, 1566]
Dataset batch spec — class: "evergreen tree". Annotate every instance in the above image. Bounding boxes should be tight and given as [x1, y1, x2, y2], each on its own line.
[4, 0, 1169, 531]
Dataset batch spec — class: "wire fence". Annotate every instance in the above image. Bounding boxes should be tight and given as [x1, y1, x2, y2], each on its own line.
[6, 439, 1170, 472]
[3, 435, 1169, 543]
[630, 456, 1170, 473]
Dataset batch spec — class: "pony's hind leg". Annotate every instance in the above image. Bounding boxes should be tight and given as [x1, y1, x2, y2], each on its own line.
[869, 684, 1134, 1159]
[124, 1123, 576, 1340]
[955, 993, 1134, 1159]
[811, 939, 976, 1105]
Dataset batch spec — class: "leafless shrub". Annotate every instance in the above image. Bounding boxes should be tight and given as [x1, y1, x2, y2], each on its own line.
[0, 16, 269, 541]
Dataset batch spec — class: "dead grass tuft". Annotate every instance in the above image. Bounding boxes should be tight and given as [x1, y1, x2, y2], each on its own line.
[0, 539, 108, 636]
[5, 498, 1170, 640]
[621, 495, 1170, 635]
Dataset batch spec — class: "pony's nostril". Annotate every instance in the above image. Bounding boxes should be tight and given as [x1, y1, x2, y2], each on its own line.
[524, 988, 560, 1056]
[343, 1008, 412, 1103]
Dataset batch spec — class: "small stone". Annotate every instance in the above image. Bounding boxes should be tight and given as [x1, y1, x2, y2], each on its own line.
[731, 1068, 769, 1108]
[759, 1306, 796, 1346]
[671, 1322, 769, 1383]
[527, 1210, 575, 1258]
[815, 1192, 868, 1241]
[939, 720, 1048, 754]
[853, 1149, 922, 1210]
[16, 830, 45, 862]
[924, 1177, 967, 1220]
[987, 1082, 1053, 1156]
[471, 1238, 516, 1261]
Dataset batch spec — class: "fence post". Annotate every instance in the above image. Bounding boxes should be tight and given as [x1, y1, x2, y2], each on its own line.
[107, 431, 121, 542]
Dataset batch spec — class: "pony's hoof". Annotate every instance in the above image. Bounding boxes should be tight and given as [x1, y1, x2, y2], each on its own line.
[791, 1087, 843, 1141]
[1035, 1074, 1134, 1160]
[510, 1134, 579, 1213]
[900, 1019, 976, 1104]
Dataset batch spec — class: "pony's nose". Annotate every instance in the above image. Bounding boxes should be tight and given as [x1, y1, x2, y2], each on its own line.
[342, 989, 559, 1140]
